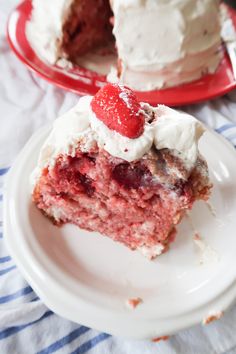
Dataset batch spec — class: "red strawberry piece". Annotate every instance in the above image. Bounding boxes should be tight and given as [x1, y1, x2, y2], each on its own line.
[90, 83, 145, 139]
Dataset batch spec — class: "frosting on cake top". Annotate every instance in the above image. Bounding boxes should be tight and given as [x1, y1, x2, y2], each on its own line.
[35, 95, 204, 178]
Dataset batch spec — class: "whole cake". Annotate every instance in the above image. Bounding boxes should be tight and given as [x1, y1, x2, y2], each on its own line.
[32, 84, 212, 259]
[27, 0, 222, 90]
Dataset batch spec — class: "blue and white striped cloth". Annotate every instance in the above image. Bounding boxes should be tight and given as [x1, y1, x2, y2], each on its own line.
[3, 1, 236, 353]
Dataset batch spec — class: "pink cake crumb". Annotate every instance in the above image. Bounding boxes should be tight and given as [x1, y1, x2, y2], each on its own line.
[152, 336, 170, 342]
[126, 297, 143, 309]
[202, 311, 224, 325]
[33, 143, 211, 257]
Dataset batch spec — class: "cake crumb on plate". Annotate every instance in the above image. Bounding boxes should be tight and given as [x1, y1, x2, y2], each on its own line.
[202, 311, 224, 325]
[194, 233, 219, 264]
[126, 297, 143, 309]
[152, 336, 169, 342]
[205, 201, 217, 217]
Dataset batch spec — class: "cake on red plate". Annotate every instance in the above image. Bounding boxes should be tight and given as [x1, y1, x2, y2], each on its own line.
[26, 0, 222, 90]
[32, 84, 212, 259]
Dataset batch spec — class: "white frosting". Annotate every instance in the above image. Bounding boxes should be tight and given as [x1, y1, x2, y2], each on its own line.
[89, 111, 154, 162]
[27, 0, 222, 90]
[109, 0, 222, 90]
[26, 0, 73, 63]
[153, 105, 204, 169]
[32, 96, 95, 183]
[34, 96, 204, 183]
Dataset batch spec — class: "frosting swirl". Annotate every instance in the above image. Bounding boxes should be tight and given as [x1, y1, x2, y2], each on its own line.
[35, 96, 204, 175]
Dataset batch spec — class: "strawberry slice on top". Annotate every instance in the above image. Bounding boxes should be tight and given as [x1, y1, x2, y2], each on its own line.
[90, 83, 145, 139]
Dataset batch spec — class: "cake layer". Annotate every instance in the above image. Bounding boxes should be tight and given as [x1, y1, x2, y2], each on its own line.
[33, 145, 211, 258]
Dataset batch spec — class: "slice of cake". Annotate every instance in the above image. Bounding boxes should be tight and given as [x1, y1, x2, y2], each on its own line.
[32, 84, 212, 259]
[26, 0, 222, 90]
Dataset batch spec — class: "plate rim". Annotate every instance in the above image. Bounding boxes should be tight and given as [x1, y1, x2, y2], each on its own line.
[6, 0, 236, 106]
[3, 125, 236, 339]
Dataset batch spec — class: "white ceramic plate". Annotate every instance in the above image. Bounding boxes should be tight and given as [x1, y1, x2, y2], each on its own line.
[4, 126, 236, 339]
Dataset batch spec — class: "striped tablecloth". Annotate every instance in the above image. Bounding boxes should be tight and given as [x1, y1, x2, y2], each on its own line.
[2, 1, 236, 353]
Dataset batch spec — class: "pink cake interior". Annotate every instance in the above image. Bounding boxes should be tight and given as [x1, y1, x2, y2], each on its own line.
[33, 142, 211, 257]
[62, 0, 114, 61]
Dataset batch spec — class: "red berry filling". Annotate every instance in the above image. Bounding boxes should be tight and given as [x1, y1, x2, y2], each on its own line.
[112, 163, 152, 189]
[53, 156, 95, 197]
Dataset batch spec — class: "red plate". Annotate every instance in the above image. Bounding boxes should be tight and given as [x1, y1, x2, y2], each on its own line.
[7, 0, 236, 106]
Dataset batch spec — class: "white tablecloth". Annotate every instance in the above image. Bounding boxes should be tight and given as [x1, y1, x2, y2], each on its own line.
[2, 1, 236, 353]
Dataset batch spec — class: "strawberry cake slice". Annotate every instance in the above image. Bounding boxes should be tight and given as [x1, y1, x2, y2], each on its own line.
[32, 84, 212, 259]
